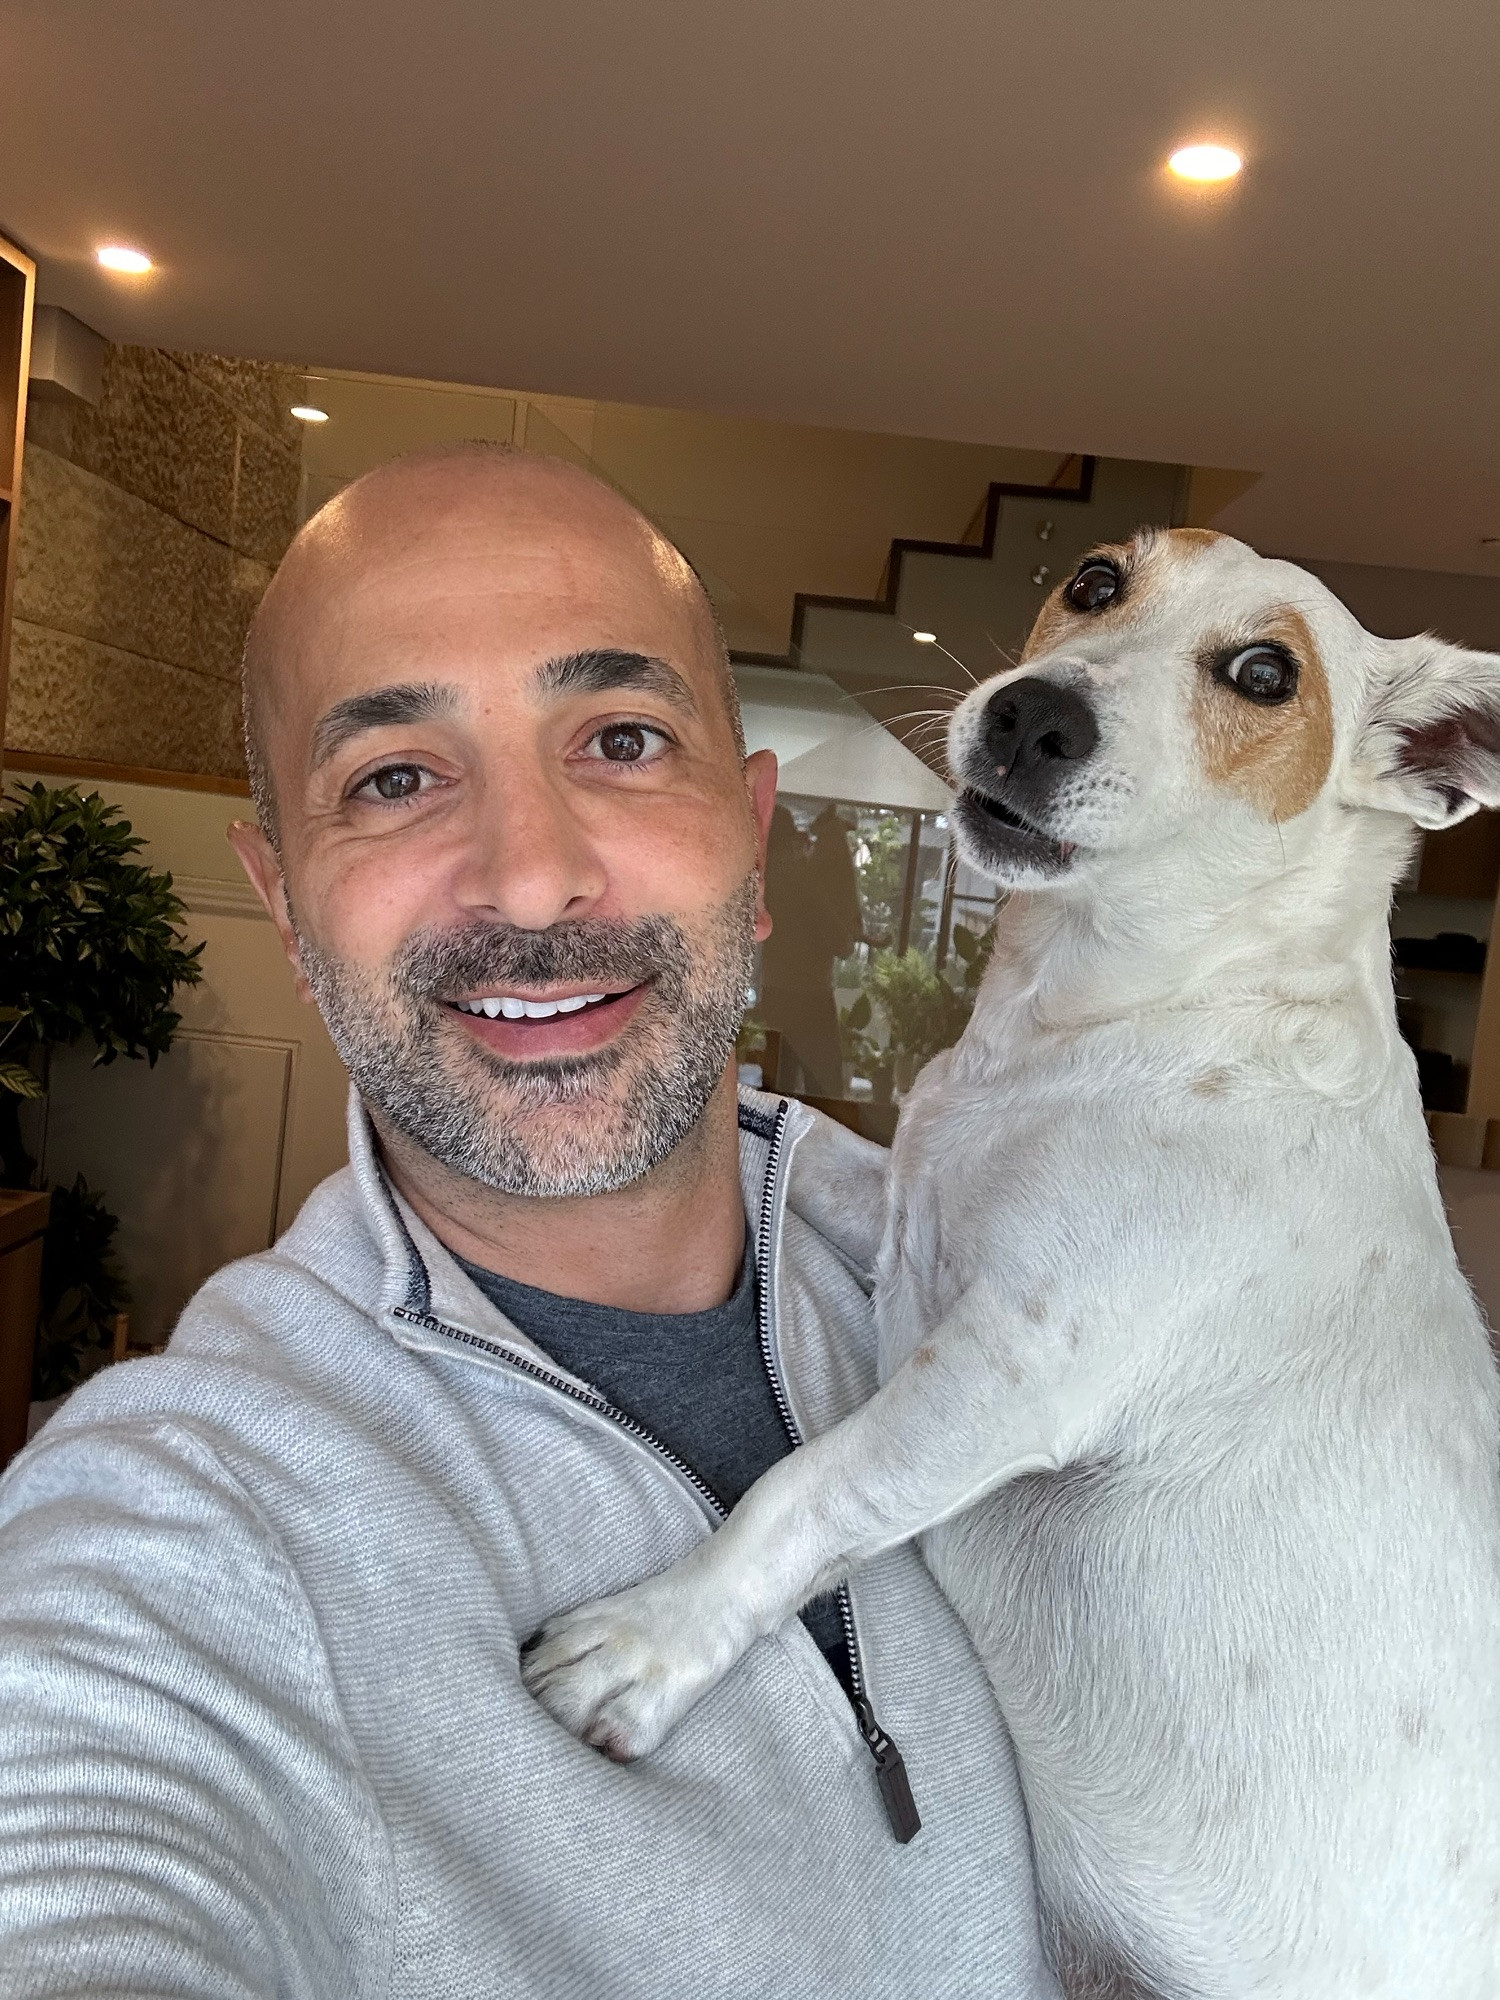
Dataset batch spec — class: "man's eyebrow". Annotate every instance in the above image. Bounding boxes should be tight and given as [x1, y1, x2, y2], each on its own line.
[308, 682, 461, 771]
[531, 649, 697, 715]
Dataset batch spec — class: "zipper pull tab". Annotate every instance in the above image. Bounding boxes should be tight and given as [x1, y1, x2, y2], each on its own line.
[853, 1694, 922, 1844]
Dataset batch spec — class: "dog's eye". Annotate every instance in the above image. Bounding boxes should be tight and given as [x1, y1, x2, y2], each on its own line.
[1218, 645, 1299, 705]
[1066, 559, 1122, 613]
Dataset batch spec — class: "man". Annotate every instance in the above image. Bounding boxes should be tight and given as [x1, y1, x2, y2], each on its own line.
[0, 447, 1054, 1997]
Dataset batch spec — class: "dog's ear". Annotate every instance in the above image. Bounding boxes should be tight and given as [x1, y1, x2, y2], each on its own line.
[1354, 636, 1500, 830]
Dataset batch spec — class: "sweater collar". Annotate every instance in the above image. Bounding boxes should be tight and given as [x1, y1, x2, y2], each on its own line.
[342, 1084, 847, 1362]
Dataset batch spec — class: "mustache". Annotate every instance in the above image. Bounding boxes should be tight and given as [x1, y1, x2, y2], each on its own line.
[391, 915, 691, 1001]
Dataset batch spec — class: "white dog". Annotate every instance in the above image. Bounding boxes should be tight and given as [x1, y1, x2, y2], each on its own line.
[523, 530, 1500, 1999]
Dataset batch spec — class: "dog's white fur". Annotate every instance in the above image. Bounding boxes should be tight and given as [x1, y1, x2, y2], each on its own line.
[523, 532, 1500, 1998]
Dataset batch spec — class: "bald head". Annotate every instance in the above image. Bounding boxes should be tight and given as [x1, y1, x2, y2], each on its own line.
[242, 443, 741, 840]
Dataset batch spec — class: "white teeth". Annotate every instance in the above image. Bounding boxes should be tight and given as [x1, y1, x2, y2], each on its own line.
[457, 990, 615, 1018]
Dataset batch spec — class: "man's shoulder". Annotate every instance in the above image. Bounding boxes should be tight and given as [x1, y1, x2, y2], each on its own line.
[28, 1167, 384, 1448]
[151, 1165, 381, 1364]
[743, 1090, 890, 1282]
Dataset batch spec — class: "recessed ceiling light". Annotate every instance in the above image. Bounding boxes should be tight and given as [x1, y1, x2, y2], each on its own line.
[290, 405, 330, 423]
[95, 244, 153, 274]
[912, 630, 937, 644]
[1168, 144, 1243, 184]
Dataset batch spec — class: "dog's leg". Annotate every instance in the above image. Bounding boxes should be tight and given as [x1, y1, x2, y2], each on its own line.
[521, 1283, 1086, 1759]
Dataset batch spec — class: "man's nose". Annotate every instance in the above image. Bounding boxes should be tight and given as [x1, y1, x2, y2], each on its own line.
[982, 677, 1099, 781]
[451, 771, 608, 930]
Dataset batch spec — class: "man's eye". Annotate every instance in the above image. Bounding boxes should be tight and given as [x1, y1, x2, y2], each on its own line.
[587, 723, 668, 765]
[354, 764, 427, 802]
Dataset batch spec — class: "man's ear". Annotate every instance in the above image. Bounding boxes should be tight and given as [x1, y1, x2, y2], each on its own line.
[226, 821, 315, 1003]
[1354, 636, 1500, 831]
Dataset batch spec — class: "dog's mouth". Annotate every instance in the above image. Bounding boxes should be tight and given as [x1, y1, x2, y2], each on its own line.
[954, 785, 1077, 873]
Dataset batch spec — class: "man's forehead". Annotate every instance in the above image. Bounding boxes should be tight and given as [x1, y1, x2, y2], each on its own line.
[266, 518, 710, 711]
[312, 497, 695, 628]
[261, 454, 699, 658]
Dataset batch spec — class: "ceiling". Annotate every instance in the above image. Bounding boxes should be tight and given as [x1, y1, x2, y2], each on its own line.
[3, 0, 1499, 578]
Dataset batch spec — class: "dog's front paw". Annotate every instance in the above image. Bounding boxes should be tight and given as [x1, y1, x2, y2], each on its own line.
[519, 1577, 739, 1761]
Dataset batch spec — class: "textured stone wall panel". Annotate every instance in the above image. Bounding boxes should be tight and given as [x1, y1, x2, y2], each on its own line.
[11, 347, 298, 777]
[184, 353, 305, 455]
[60, 345, 239, 545]
[6, 619, 247, 777]
[231, 423, 300, 566]
[14, 447, 271, 682]
[16, 447, 202, 669]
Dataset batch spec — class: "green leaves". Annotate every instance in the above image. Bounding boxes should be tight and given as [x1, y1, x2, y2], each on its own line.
[33, 1173, 130, 1400]
[837, 921, 998, 1084]
[0, 783, 203, 1074]
[1, 786, 196, 1378]
[0, 1061, 43, 1099]
[0, 1006, 40, 1102]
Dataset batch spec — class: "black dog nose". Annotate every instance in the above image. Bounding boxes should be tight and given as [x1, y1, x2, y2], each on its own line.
[983, 678, 1098, 779]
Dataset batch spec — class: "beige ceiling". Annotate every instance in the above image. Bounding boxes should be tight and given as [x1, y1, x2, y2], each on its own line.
[3, 0, 1499, 579]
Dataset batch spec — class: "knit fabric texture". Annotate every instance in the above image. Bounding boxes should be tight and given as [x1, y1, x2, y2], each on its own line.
[0, 1089, 1057, 1999]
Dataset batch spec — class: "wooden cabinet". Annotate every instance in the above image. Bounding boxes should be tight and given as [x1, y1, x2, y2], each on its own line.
[0, 232, 36, 767]
[0, 1189, 49, 1467]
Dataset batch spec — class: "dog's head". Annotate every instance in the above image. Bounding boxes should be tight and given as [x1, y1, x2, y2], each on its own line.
[947, 528, 1500, 889]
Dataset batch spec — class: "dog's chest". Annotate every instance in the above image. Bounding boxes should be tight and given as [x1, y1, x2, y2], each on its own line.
[871, 1026, 1384, 1389]
[874, 1050, 1094, 1376]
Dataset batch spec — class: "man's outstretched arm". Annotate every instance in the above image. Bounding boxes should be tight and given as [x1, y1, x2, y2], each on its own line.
[0, 1417, 390, 1999]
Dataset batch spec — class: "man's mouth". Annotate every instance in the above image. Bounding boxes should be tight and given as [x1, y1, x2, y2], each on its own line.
[441, 981, 650, 1059]
[450, 988, 625, 1021]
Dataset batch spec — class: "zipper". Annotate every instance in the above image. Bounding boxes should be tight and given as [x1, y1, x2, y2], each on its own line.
[392, 1305, 730, 1519]
[753, 1099, 921, 1845]
[393, 1095, 920, 1846]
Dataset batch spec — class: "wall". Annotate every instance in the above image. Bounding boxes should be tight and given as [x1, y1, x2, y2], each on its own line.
[7, 347, 302, 779]
[1, 345, 1090, 779]
[8, 763, 349, 1346]
[1297, 557, 1500, 654]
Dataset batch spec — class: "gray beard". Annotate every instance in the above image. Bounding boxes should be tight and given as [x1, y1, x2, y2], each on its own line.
[294, 875, 758, 1198]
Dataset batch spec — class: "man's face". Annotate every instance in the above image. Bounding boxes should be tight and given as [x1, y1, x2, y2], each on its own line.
[236, 466, 777, 1198]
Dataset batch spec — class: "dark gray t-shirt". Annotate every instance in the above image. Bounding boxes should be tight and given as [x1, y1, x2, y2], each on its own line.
[457, 1248, 849, 1679]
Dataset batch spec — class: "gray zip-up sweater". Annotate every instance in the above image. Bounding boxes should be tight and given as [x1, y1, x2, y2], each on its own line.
[0, 1088, 1055, 1999]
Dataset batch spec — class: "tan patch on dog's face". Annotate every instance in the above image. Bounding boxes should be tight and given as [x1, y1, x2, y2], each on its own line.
[1191, 606, 1334, 823]
[1022, 581, 1083, 663]
[1023, 529, 1226, 664]
[1022, 538, 1136, 662]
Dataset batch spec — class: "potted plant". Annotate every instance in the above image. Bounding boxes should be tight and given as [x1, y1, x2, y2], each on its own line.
[1, 782, 202, 1392]
[839, 922, 996, 1101]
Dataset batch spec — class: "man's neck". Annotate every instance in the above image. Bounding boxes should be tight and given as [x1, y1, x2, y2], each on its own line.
[373, 1068, 748, 1314]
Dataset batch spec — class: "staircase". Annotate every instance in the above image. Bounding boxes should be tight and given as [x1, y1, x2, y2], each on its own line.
[735, 454, 1190, 767]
